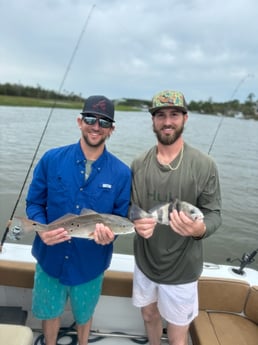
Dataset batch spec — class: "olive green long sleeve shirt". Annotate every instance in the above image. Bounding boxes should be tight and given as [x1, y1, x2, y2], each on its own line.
[131, 143, 222, 284]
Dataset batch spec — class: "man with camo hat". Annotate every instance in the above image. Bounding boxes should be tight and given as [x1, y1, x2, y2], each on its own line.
[130, 90, 222, 345]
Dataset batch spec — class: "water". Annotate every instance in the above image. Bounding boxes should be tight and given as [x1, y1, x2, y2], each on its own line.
[0, 106, 257, 269]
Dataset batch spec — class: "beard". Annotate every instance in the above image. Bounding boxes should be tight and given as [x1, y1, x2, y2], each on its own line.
[153, 122, 185, 145]
[82, 132, 108, 148]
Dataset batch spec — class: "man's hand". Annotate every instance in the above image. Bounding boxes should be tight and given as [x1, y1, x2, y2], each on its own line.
[133, 218, 157, 239]
[93, 223, 115, 245]
[169, 210, 206, 238]
[37, 228, 71, 245]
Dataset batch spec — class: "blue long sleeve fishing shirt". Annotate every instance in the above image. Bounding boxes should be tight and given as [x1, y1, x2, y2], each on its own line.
[26, 141, 131, 286]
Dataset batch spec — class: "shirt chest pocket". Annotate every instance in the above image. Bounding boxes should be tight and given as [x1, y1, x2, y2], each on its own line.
[47, 175, 70, 202]
[82, 183, 114, 211]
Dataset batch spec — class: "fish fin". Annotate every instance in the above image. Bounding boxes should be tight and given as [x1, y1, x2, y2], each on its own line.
[87, 231, 95, 239]
[148, 202, 169, 213]
[167, 198, 182, 214]
[129, 204, 152, 220]
[80, 208, 99, 216]
[48, 214, 78, 226]
[169, 196, 177, 203]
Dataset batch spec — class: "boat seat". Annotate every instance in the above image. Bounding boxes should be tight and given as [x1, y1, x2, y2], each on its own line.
[102, 270, 133, 297]
[0, 259, 133, 297]
[0, 324, 33, 345]
[0, 261, 35, 288]
[190, 278, 258, 345]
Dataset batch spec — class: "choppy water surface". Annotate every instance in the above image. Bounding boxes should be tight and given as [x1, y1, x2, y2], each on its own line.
[0, 106, 257, 268]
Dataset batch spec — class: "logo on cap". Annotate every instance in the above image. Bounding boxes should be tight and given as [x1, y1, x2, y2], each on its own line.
[92, 100, 107, 112]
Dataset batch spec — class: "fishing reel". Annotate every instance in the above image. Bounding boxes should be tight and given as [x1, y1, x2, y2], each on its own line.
[226, 248, 258, 275]
[7, 225, 22, 241]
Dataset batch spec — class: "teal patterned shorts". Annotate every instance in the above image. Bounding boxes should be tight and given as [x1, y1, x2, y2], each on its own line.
[32, 264, 104, 324]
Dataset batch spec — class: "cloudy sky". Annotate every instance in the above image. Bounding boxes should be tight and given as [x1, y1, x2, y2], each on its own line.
[1, 0, 257, 103]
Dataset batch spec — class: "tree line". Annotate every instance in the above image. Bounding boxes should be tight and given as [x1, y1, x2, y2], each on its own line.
[188, 95, 257, 119]
[115, 94, 258, 119]
[0, 82, 84, 102]
[0, 83, 257, 119]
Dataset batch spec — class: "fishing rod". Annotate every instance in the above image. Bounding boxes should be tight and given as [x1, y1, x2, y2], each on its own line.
[0, 4, 96, 252]
[226, 248, 258, 275]
[207, 73, 254, 155]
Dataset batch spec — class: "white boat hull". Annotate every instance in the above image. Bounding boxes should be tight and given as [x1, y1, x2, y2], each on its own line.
[1, 243, 258, 344]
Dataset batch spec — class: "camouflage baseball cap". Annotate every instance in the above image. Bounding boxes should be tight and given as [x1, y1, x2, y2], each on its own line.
[149, 90, 187, 115]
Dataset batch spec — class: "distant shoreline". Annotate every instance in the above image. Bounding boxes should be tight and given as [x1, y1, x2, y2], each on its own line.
[1, 94, 257, 120]
[0, 95, 138, 112]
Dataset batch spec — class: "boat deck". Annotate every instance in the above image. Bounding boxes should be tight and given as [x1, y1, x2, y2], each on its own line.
[1, 243, 258, 345]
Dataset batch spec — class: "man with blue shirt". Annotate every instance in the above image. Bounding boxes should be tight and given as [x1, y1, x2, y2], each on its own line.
[26, 95, 131, 345]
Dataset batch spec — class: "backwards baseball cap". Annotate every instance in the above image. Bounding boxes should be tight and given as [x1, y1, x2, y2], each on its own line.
[81, 95, 115, 122]
[149, 90, 187, 115]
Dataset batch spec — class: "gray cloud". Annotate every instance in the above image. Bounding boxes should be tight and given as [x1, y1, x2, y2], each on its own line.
[0, 0, 257, 102]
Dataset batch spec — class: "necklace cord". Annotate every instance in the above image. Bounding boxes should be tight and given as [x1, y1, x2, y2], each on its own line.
[0, 4, 96, 252]
[159, 145, 184, 171]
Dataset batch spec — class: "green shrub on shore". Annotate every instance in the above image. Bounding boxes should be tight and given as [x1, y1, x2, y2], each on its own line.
[0, 95, 138, 111]
[0, 95, 83, 109]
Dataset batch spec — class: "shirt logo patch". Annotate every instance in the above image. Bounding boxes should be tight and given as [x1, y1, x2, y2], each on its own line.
[101, 184, 112, 189]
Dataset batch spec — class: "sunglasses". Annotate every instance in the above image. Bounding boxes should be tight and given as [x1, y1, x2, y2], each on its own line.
[82, 116, 113, 128]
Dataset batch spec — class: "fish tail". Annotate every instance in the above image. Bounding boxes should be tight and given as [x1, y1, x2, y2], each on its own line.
[129, 204, 150, 221]
[19, 218, 40, 233]
[8, 217, 47, 241]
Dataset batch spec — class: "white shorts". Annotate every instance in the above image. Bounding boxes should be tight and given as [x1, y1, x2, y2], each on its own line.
[132, 264, 198, 326]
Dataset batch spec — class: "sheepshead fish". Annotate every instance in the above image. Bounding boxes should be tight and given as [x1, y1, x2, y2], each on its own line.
[8, 209, 135, 241]
[129, 199, 204, 225]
